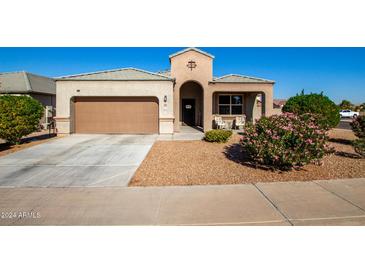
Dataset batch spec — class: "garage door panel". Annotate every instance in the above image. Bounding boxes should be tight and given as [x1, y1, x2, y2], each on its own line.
[74, 97, 159, 134]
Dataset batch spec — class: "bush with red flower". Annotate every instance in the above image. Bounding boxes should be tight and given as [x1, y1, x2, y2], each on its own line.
[240, 113, 334, 170]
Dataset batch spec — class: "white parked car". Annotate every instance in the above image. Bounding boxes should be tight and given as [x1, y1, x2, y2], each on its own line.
[340, 109, 359, 118]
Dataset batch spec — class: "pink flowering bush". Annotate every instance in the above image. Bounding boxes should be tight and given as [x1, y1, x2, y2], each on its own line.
[350, 115, 365, 157]
[350, 115, 365, 139]
[240, 113, 334, 170]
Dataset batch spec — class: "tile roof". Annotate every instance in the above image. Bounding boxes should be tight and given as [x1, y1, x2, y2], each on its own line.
[212, 74, 275, 84]
[0, 71, 56, 95]
[169, 48, 214, 59]
[156, 70, 171, 77]
[256, 97, 286, 108]
[57, 68, 173, 81]
[273, 99, 287, 108]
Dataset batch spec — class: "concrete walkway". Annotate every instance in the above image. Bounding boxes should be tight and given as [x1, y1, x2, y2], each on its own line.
[1, 178, 364, 225]
[157, 126, 204, 141]
[0, 134, 156, 187]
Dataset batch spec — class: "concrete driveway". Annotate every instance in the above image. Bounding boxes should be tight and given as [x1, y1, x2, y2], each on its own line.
[0, 134, 157, 187]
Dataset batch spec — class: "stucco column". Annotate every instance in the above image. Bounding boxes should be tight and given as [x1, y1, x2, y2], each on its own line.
[263, 91, 273, 117]
[203, 89, 213, 132]
[173, 84, 180, 132]
[244, 93, 257, 122]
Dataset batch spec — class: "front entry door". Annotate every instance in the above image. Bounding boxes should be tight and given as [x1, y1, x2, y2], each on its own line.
[182, 99, 195, 126]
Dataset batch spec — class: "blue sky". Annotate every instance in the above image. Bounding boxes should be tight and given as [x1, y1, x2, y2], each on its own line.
[0, 47, 364, 104]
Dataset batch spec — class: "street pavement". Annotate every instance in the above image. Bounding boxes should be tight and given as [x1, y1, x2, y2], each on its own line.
[337, 119, 352, 130]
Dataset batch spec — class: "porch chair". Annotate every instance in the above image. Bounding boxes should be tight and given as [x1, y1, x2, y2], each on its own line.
[234, 115, 246, 130]
[214, 116, 227, 129]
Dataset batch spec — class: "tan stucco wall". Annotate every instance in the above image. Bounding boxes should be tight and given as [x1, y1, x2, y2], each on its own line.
[209, 85, 274, 130]
[31, 93, 56, 108]
[212, 92, 264, 123]
[209, 84, 273, 130]
[0, 93, 55, 107]
[170, 50, 213, 132]
[55, 80, 174, 134]
[171, 49, 274, 132]
[56, 48, 275, 134]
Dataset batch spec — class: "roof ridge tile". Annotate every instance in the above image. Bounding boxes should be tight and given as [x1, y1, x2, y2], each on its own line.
[169, 47, 214, 59]
[57, 67, 172, 80]
[213, 73, 275, 83]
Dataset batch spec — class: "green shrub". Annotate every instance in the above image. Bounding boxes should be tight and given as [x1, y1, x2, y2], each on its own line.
[240, 113, 334, 170]
[204, 129, 232, 143]
[282, 91, 340, 129]
[350, 115, 365, 139]
[0, 95, 44, 144]
[353, 139, 365, 158]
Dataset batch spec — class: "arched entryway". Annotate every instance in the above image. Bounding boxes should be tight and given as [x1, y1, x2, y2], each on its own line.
[180, 81, 204, 129]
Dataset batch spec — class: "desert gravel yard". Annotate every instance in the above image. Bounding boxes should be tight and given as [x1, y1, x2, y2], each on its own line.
[130, 129, 365, 186]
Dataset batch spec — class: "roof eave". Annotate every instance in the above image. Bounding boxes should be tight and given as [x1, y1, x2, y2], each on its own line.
[0, 90, 29, 94]
[169, 47, 214, 59]
[55, 79, 174, 82]
[213, 73, 275, 83]
[209, 81, 275, 84]
[56, 67, 173, 81]
[0, 90, 55, 95]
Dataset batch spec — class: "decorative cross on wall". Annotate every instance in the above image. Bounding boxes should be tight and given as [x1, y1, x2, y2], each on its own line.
[187, 60, 197, 71]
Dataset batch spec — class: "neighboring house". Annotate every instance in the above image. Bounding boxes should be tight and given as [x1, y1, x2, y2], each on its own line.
[55, 48, 275, 134]
[254, 96, 287, 118]
[272, 99, 287, 115]
[0, 71, 56, 126]
[273, 99, 287, 109]
[256, 95, 287, 116]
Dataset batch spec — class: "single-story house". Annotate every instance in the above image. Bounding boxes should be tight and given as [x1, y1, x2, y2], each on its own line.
[0, 71, 56, 126]
[55, 48, 275, 134]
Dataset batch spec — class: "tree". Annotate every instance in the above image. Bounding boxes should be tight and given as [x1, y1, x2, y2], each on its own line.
[360, 103, 365, 111]
[339, 100, 354, 110]
[0, 95, 44, 144]
[282, 91, 340, 129]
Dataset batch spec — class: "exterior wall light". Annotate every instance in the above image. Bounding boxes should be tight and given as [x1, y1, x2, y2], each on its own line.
[164, 95, 167, 102]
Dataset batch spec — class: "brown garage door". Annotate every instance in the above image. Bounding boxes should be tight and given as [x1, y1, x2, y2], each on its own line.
[73, 97, 159, 134]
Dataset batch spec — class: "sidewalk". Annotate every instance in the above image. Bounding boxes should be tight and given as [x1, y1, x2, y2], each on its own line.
[1, 178, 364, 225]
